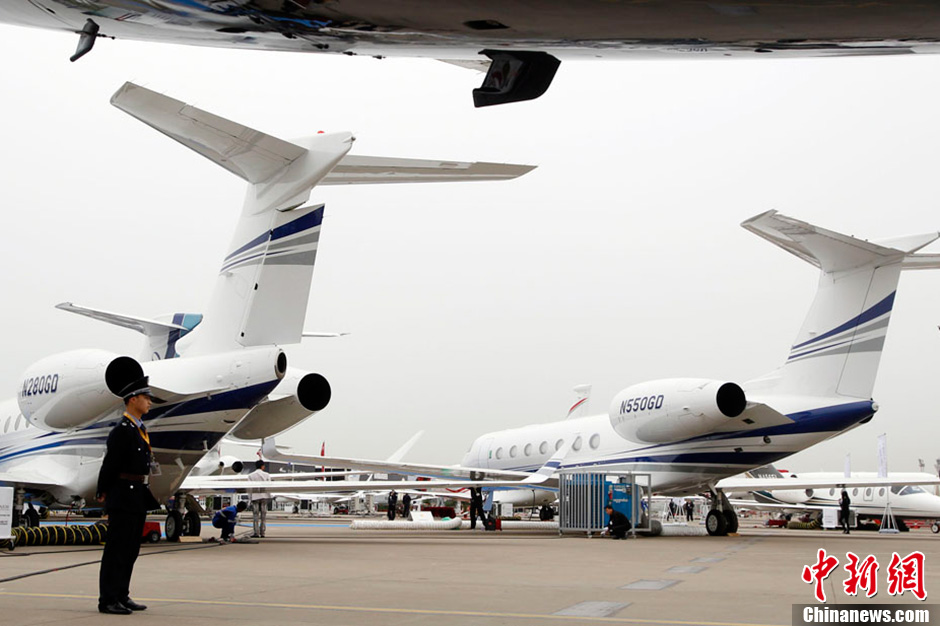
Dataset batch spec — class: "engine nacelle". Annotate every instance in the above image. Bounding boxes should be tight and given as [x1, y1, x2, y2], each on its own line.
[608, 378, 746, 444]
[771, 488, 814, 505]
[18, 349, 143, 431]
[228, 367, 331, 440]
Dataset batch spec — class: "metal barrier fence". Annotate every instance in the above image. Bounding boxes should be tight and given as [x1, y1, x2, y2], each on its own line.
[558, 471, 651, 537]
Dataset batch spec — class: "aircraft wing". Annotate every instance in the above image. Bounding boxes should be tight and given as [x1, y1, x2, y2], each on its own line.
[319, 155, 535, 185]
[181, 475, 556, 495]
[184, 440, 569, 494]
[260, 438, 538, 482]
[718, 476, 940, 492]
[0, 458, 75, 491]
[727, 498, 828, 513]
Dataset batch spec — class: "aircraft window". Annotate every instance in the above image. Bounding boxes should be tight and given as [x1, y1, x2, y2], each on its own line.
[572, 437, 582, 452]
[3, 417, 8, 434]
[509, 445, 518, 458]
[852, 488, 858, 497]
[589, 434, 600, 450]
[900, 485, 927, 496]
[15, 414, 23, 430]
[829, 488, 835, 496]
[495, 447, 503, 460]
[539, 441, 548, 455]
[879, 488, 885, 497]
[524, 443, 532, 457]
[891, 486, 903, 496]
[555, 439, 565, 451]
[865, 488, 872, 498]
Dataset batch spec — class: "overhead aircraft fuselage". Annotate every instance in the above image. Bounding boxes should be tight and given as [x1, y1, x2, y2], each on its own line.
[4, 0, 940, 58]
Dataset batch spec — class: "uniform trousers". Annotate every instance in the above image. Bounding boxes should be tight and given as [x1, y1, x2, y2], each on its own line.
[99, 509, 145, 607]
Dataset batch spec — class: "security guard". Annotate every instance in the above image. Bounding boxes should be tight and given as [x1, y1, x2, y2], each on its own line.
[96, 376, 162, 615]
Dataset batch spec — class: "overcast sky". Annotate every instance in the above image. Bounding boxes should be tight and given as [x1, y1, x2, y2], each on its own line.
[2, 24, 940, 474]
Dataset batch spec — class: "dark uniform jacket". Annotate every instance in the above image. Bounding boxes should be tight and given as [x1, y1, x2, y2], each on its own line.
[96, 416, 160, 514]
[608, 510, 631, 531]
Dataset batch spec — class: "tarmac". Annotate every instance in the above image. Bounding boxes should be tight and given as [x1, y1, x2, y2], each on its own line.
[0, 516, 937, 626]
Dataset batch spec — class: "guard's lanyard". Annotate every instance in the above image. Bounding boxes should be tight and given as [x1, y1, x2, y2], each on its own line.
[124, 412, 151, 450]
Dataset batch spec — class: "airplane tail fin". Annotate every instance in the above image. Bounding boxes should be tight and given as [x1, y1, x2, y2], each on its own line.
[565, 384, 592, 420]
[111, 82, 533, 354]
[743, 211, 940, 400]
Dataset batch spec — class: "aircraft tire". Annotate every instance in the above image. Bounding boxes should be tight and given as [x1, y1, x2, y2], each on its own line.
[706, 509, 727, 536]
[145, 530, 161, 543]
[165, 510, 183, 542]
[932, 523, 939, 534]
[183, 510, 202, 536]
[722, 509, 738, 534]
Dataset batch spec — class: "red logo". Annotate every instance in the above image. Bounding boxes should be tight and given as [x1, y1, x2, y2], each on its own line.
[802, 550, 927, 602]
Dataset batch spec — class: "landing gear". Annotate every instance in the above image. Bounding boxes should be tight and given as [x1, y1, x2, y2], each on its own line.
[706, 509, 727, 536]
[931, 522, 939, 534]
[183, 510, 202, 537]
[166, 493, 206, 541]
[723, 509, 739, 534]
[165, 510, 183, 542]
[705, 489, 738, 536]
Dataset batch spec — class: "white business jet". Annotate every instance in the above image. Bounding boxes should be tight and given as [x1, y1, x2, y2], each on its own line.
[2, 2, 940, 106]
[224, 212, 940, 536]
[0, 81, 532, 536]
[719, 465, 940, 530]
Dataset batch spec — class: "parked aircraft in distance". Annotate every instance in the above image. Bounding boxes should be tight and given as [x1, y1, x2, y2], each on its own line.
[719, 465, 940, 530]
[0, 82, 533, 537]
[4, 1, 940, 105]
[219, 212, 940, 536]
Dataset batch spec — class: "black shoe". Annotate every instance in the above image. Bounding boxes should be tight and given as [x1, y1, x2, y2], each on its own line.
[122, 599, 147, 611]
[98, 603, 132, 615]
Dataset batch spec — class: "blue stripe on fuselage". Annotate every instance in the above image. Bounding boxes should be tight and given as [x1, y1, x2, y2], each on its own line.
[791, 292, 895, 351]
[145, 379, 281, 420]
[0, 380, 281, 465]
[497, 401, 875, 474]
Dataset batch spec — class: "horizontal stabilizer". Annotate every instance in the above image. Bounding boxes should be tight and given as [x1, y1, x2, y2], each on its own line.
[321, 155, 535, 185]
[741, 210, 939, 272]
[56, 302, 188, 337]
[57, 302, 203, 361]
[111, 82, 305, 184]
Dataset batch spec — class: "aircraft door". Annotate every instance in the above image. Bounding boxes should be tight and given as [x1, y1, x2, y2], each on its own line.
[477, 437, 495, 467]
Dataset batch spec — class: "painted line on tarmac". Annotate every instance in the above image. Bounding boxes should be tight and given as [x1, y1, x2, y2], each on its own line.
[0, 591, 787, 626]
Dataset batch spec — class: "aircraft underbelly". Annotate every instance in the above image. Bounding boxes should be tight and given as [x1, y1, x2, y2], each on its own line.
[4, 0, 940, 58]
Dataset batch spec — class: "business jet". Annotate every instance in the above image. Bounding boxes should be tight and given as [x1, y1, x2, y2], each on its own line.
[3, 2, 940, 106]
[0, 81, 532, 537]
[214, 211, 940, 536]
[719, 465, 940, 530]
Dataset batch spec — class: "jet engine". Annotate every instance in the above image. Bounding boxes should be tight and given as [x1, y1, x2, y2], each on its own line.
[228, 367, 331, 440]
[608, 378, 746, 444]
[769, 488, 814, 505]
[18, 349, 143, 431]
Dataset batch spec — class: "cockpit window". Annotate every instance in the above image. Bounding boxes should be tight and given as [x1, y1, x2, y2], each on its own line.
[899, 485, 927, 496]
